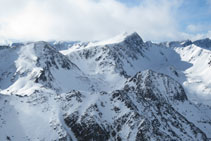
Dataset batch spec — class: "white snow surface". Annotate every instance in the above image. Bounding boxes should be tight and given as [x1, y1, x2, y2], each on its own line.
[174, 44, 211, 104]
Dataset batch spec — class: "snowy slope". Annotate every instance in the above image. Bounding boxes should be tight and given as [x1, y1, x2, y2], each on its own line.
[0, 41, 91, 95]
[60, 32, 192, 94]
[174, 44, 211, 105]
[0, 93, 66, 141]
[59, 32, 211, 106]
[159, 38, 211, 104]
[1, 70, 211, 140]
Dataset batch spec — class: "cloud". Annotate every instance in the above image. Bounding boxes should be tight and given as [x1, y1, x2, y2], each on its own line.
[0, 0, 209, 41]
[207, 0, 211, 6]
[186, 24, 211, 33]
[183, 23, 211, 40]
[180, 30, 211, 41]
[187, 24, 202, 33]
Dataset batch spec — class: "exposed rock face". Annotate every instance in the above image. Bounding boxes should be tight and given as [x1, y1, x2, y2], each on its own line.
[33, 42, 77, 70]
[32, 42, 80, 88]
[161, 38, 211, 49]
[126, 70, 188, 103]
[61, 70, 207, 141]
[62, 32, 146, 78]
[0, 41, 90, 94]
[193, 38, 211, 49]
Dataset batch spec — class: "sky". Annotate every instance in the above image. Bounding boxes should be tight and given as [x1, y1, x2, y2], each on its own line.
[0, 0, 210, 42]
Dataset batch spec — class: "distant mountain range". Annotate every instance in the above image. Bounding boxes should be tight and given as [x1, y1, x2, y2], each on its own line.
[0, 32, 211, 140]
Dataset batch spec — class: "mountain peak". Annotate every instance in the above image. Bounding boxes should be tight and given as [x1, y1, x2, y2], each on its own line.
[127, 70, 188, 102]
[122, 32, 145, 47]
[193, 38, 211, 48]
[124, 32, 142, 40]
[87, 32, 144, 47]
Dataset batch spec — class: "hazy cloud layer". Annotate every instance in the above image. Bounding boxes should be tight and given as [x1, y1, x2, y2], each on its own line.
[0, 0, 210, 41]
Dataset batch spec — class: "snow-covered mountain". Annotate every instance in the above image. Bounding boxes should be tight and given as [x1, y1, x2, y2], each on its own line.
[0, 41, 94, 95]
[160, 38, 211, 104]
[0, 32, 211, 140]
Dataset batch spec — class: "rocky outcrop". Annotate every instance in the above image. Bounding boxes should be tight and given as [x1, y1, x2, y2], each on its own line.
[193, 38, 211, 49]
[61, 70, 208, 141]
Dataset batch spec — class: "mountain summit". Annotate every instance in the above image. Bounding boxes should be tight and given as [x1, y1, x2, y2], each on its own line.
[123, 32, 145, 46]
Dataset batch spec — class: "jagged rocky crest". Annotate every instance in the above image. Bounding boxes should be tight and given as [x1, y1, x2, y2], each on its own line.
[62, 70, 207, 140]
[0, 41, 90, 95]
[160, 37, 211, 49]
[126, 70, 188, 103]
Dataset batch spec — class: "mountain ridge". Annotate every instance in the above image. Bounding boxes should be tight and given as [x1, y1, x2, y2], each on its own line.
[0, 32, 211, 140]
